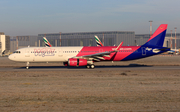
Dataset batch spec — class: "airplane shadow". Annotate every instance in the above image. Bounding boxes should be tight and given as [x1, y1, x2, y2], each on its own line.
[16, 64, 152, 69]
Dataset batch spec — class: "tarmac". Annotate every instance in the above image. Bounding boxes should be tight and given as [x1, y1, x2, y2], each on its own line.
[0, 55, 180, 111]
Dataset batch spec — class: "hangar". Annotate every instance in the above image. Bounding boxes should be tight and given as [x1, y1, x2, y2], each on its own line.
[37, 31, 135, 47]
[9, 31, 180, 54]
[0, 32, 10, 56]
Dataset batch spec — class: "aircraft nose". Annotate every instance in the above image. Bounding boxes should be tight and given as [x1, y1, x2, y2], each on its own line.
[8, 54, 15, 61]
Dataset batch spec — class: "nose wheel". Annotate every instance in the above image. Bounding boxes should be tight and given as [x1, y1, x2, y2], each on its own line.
[86, 64, 95, 69]
[26, 62, 29, 69]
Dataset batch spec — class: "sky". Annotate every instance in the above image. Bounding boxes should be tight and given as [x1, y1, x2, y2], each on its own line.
[0, 0, 180, 36]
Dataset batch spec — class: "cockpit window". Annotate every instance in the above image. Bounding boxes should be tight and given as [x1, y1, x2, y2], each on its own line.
[13, 51, 21, 53]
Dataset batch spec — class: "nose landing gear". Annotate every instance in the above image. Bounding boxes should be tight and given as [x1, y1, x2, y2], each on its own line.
[26, 62, 29, 69]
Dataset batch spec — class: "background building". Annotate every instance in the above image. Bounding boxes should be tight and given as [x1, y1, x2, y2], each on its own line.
[135, 33, 180, 49]
[10, 36, 38, 52]
[38, 31, 135, 47]
[8, 31, 180, 53]
[0, 32, 10, 56]
[135, 34, 150, 46]
[165, 33, 180, 49]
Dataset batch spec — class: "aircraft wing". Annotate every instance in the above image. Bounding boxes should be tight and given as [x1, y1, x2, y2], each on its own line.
[74, 42, 123, 61]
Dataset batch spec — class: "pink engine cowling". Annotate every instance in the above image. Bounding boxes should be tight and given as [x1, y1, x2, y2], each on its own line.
[68, 58, 87, 66]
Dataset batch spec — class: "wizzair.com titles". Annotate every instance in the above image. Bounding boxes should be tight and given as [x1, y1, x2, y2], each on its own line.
[34, 48, 55, 57]
[112, 48, 132, 50]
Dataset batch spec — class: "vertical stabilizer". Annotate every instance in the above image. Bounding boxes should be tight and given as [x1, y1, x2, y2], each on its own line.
[94, 35, 103, 46]
[43, 37, 52, 47]
[143, 24, 168, 47]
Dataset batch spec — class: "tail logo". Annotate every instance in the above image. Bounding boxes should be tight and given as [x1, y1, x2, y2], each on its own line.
[94, 35, 103, 46]
[43, 37, 52, 47]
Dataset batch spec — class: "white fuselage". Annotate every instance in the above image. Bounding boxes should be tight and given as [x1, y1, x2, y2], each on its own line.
[9, 47, 83, 62]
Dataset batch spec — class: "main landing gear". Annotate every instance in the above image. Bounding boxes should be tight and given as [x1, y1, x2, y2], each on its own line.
[86, 64, 95, 69]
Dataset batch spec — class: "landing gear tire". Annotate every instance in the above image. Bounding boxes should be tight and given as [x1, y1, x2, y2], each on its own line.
[86, 65, 90, 69]
[87, 64, 95, 69]
[90, 64, 94, 69]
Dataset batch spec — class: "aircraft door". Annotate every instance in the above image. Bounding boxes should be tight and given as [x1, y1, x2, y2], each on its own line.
[58, 48, 63, 57]
[25, 48, 30, 57]
[141, 47, 146, 55]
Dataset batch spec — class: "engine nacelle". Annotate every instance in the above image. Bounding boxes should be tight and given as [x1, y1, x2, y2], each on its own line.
[68, 58, 87, 66]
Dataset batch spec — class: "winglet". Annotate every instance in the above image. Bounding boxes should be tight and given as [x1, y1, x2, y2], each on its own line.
[115, 42, 123, 51]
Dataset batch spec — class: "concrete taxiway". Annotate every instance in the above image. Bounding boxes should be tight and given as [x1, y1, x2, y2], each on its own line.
[0, 65, 179, 71]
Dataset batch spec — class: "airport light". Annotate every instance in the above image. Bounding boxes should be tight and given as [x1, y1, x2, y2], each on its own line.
[16, 36, 18, 50]
[44, 34, 47, 47]
[175, 27, 177, 53]
[170, 30, 172, 49]
[103, 33, 104, 45]
[149, 21, 153, 36]
[39, 40, 40, 47]
[59, 32, 61, 47]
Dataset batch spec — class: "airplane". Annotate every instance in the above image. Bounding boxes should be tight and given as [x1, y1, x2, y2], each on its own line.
[94, 35, 103, 46]
[43, 35, 103, 47]
[167, 49, 179, 55]
[43, 37, 52, 47]
[8, 24, 170, 69]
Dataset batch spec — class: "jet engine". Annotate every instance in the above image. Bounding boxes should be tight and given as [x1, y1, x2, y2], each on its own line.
[68, 58, 87, 66]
